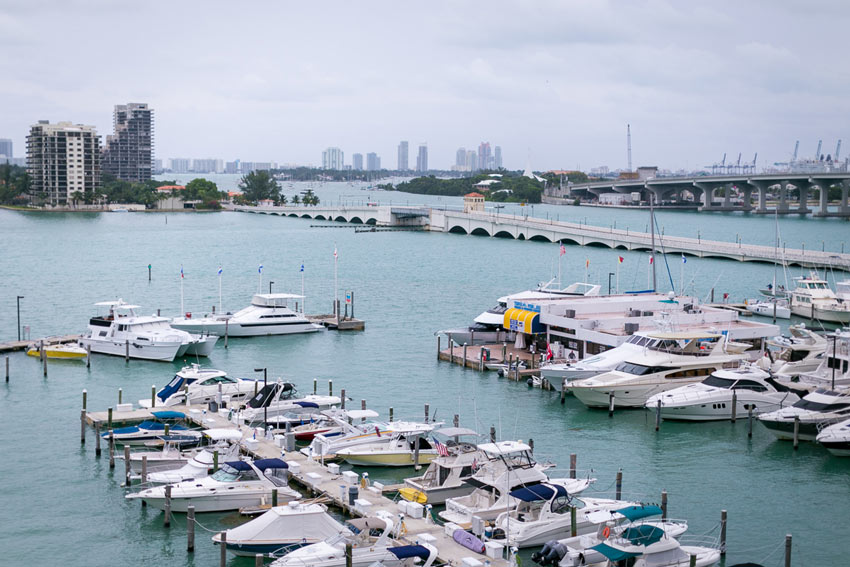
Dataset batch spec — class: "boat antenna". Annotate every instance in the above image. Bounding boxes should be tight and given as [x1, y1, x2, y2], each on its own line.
[652, 208, 676, 292]
[649, 189, 657, 291]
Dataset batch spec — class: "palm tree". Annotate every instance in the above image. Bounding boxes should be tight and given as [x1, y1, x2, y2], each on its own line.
[291, 194, 300, 206]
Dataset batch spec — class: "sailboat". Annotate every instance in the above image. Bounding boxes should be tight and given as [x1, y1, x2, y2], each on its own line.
[749, 211, 791, 320]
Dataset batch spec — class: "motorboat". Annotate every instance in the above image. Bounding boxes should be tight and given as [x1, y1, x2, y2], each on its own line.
[146, 450, 219, 484]
[532, 505, 688, 566]
[788, 274, 850, 324]
[126, 458, 299, 512]
[758, 389, 850, 441]
[745, 298, 790, 319]
[781, 329, 850, 391]
[290, 409, 379, 442]
[103, 411, 201, 446]
[568, 332, 748, 409]
[645, 365, 800, 421]
[26, 342, 88, 360]
[766, 324, 827, 379]
[816, 417, 850, 456]
[80, 300, 217, 362]
[402, 427, 485, 504]
[439, 441, 592, 527]
[171, 293, 323, 337]
[212, 501, 350, 557]
[492, 481, 636, 548]
[125, 428, 243, 476]
[239, 381, 341, 424]
[139, 364, 260, 408]
[304, 418, 434, 459]
[270, 512, 437, 567]
[759, 283, 789, 298]
[336, 427, 438, 467]
[836, 280, 850, 301]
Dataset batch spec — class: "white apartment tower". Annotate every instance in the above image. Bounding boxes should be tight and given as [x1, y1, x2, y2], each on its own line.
[416, 143, 428, 172]
[27, 120, 101, 206]
[397, 141, 409, 171]
[322, 147, 344, 170]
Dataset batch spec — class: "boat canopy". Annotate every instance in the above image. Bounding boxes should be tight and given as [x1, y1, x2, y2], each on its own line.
[622, 524, 666, 546]
[295, 401, 320, 408]
[151, 410, 186, 420]
[434, 427, 479, 438]
[347, 517, 387, 532]
[503, 308, 543, 334]
[253, 458, 289, 471]
[509, 483, 568, 502]
[157, 377, 189, 402]
[589, 543, 641, 562]
[646, 331, 721, 340]
[388, 545, 431, 560]
[340, 409, 380, 420]
[203, 428, 243, 442]
[615, 504, 663, 522]
[478, 440, 532, 456]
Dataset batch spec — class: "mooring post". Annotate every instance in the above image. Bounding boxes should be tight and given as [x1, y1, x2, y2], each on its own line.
[118, 388, 122, 405]
[255, 554, 263, 567]
[561, 379, 567, 404]
[224, 319, 229, 349]
[437, 335, 441, 359]
[731, 390, 738, 423]
[793, 416, 800, 449]
[5, 356, 9, 382]
[784, 534, 792, 567]
[453, 414, 459, 428]
[462, 343, 468, 368]
[108, 406, 113, 431]
[479, 347, 485, 371]
[313, 378, 317, 395]
[661, 490, 668, 519]
[80, 409, 86, 444]
[329, 379, 333, 396]
[361, 399, 367, 423]
[490, 425, 496, 443]
[424, 403, 430, 424]
[748, 407, 754, 438]
[514, 363, 519, 381]
[125, 339, 129, 362]
[108, 430, 115, 469]
[341, 388, 346, 410]
[689, 554, 696, 567]
[220, 532, 227, 567]
[151, 385, 156, 408]
[164, 484, 172, 527]
[213, 450, 219, 472]
[449, 334, 453, 363]
[570, 454, 577, 479]
[42, 349, 47, 377]
[655, 399, 662, 431]
[345, 542, 353, 567]
[570, 506, 577, 537]
[501, 343, 506, 363]
[720, 510, 727, 555]
[124, 445, 131, 485]
[95, 423, 102, 457]
[608, 393, 615, 417]
[187, 505, 195, 552]
[615, 469, 623, 500]
[389, 407, 394, 422]
[141, 455, 148, 484]
[272, 488, 278, 507]
[82, 389, 87, 411]
[414, 435, 421, 470]
[86, 344, 91, 368]
[529, 438, 534, 454]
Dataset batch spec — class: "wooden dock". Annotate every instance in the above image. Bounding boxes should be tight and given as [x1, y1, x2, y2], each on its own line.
[86, 403, 512, 566]
[308, 314, 366, 331]
[437, 341, 553, 385]
[0, 334, 80, 354]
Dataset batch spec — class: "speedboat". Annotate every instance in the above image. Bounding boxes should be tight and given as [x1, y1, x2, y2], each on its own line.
[126, 458, 299, 512]
[532, 504, 689, 566]
[816, 417, 850, 456]
[239, 381, 341, 424]
[492, 482, 632, 548]
[758, 389, 850, 441]
[139, 364, 260, 408]
[171, 293, 323, 337]
[271, 512, 437, 567]
[557, 527, 720, 567]
[80, 300, 217, 361]
[402, 427, 485, 504]
[126, 428, 243, 476]
[439, 441, 591, 527]
[290, 409, 379, 442]
[645, 365, 800, 421]
[336, 427, 438, 467]
[788, 274, 850, 324]
[103, 411, 201, 446]
[212, 501, 350, 557]
[568, 332, 748, 409]
[26, 342, 88, 359]
[304, 418, 433, 459]
[778, 329, 850, 391]
[759, 283, 789, 298]
[767, 324, 827, 379]
[146, 450, 219, 484]
[745, 298, 790, 319]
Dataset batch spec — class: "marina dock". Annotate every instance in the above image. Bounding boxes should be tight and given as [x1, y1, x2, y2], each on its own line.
[0, 334, 79, 354]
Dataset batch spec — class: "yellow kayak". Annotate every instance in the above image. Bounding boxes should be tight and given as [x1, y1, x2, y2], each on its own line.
[26, 343, 88, 360]
[398, 487, 428, 504]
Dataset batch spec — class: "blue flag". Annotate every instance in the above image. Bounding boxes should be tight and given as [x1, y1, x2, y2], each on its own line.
[300, 263, 304, 272]
[681, 254, 687, 264]
[217, 266, 222, 275]
[258, 264, 263, 274]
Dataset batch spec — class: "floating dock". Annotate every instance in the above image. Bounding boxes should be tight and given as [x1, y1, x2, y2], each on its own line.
[0, 334, 80, 354]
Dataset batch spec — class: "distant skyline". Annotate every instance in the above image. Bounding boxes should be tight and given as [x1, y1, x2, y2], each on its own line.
[1, 1, 848, 171]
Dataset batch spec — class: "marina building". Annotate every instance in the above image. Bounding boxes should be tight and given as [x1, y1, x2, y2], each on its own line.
[26, 120, 101, 206]
[416, 143, 428, 172]
[352, 153, 363, 171]
[101, 103, 153, 182]
[366, 152, 380, 171]
[322, 147, 344, 170]
[397, 141, 408, 171]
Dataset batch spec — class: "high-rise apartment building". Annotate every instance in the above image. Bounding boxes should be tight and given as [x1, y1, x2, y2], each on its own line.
[477, 142, 492, 171]
[101, 103, 153, 182]
[416, 143, 428, 172]
[191, 158, 221, 173]
[352, 153, 363, 171]
[366, 152, 381, 171]
[27, 120, 101, 206]
[466, 150, 477, 172]
[225, 161, 239, 174]
[169, 158, 190, 173]
[494, 146, 502, 169]
[322, 147, 344, 170]
[0, 138, 12, 158]
[455, 148, 466, 168]
[397, 141, 408, 171]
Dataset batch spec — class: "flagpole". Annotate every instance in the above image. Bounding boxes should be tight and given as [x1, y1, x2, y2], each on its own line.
[680, 256, 684, 296]
[180, 267, 184, 315]
[301, 261, 305, 314]
[616, 259, 620, 294]
[218, 270, 222, 313]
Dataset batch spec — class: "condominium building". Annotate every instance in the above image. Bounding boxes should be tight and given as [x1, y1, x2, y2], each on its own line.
[456, 147, 466, 167]
[478, 142, 491, 171]
[191, 158, 222, 173]
[322, 147, 344, 170]
[169, 158, 190, 173]
[352, 153, 363, 171]
[27, 120, 101, 206]
[495, 146, 502, 169]
[466, 150, 477, 171]
[416, 143, 428, 172]
[366, 152, 381, 171]
[101, 103, 153, 182]
[397, 141, 408, 171]
[0, 138, 12, 158]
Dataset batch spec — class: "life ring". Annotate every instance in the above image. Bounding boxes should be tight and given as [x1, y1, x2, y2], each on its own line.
[601, 526, 611, 539]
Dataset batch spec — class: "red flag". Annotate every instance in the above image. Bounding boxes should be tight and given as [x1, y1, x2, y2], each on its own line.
[546, 343, 553, 361]
[559, 244, 566, 256]
[649, 256, 654, 264]
[618, 256, 624, 264]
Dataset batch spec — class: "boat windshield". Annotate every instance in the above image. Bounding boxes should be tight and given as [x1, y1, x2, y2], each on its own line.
[615, 362, 670, 376]
[702, 374, 735, 389]
[199, 376, 236, 386]
[793, 398, 850, 412]
[211, 464, 259, 482]
[648, 337, 718, 355]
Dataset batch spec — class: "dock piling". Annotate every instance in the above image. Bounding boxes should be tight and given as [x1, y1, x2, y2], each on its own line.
[501, 343, 506, 363]
[187, 506, 195, 552]
[313, 378, 317, 395]
[42, 348, 47, 378]
[569, 454, 577, 479]
[688, 554, 696, 567]
[661, 491, 668, 519]
[272, 488, 278, 507]
[95, 423, 101, 457]
[720, 510, 727, 555]
[608, 393, 615, 417]
[570, 506, 577, 537]
[82, 389, 87, 411]
[655, 399, 662, 431]
[224, 320, 228, 349]
[86, 345, 91, 367]
[413, 435, 421, 470]
[108, 407, 113, 431]
[329, 379, 333, 396]
[479, 347, 485, 371]
[141, 455, 147, 484]
[424, 403, 429, 424]
[108, 430, 115, 469]
[125, 339, 129, 362]
[151, 385, 156, 408]
[747, 407, 754, 438]
[462, 343, 468, 368]
[164, 485, 172, 527]
[345, 542, 353, 567]
[389, 407, 393, 422]
[124, 445, 131, 485]
[5, 356, 9, 382]
[731, 391, 737, 422]
[255, 554, 263, 567]
[220, 532, 227, 567]
[529, 438, 534, 454]
[437, 335, 440, 358]
[449, 334, 453, 363]
[561, 380, 566, 404]
[80, 409, 86, 444]
[784, 534, 792, 567]
[118, 388, 122, 405]
[489, 425, 496, 443]
[213, 450, 219, 472]
[361, 400, 366, 422]
[793, 416, 800, 449]
[341, 389, 346, 409]
[615, 469, 623, 500]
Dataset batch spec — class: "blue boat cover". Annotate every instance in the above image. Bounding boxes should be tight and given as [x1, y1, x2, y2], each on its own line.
[151, 410, 187, 419]
[109, 425, 141, 435]
[388, 545, 431, 560]
[225, 461, 253, 471]
[254, 458, 288, 471]
[509, 483, 568, 502]
[157, 377, 193, 402]
[615, 505, 663, 522]
[622, 524, 665, 546]
[294, 401, 319, 408]
[589, 543, 641, 561]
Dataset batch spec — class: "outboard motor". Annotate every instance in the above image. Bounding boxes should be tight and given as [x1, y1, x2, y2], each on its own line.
[531, 539, 568, 566]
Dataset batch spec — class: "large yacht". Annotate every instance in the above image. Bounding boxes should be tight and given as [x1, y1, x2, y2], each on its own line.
[767, 324, 827, 379]
[758, 389, 850, 441]
[789, 274, 850, 324]
[80, 301, 217, 362]
[775, 329, 850, 391]
[171, 293, 323, 337]
[138, 365, 260, 408]
[567, 331, 748, 409]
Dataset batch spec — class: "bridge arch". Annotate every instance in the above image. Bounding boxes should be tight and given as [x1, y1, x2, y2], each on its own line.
[449, 226, 468, 234]
[470, 227, 491, 237]
[333, 215, 346, 222]
[365, 218, 377, 225]
[529, 234, 552, 242]
[288, 213, 298, 218]
[349, 216, 364, 224]
[314, 214, 327, 220]
[517, 233, 526, 241]
[494, 230, 515, 239]
[300, 214, 312, 219]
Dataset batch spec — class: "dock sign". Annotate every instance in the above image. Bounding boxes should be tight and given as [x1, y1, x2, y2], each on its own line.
[345, 291, 352, 304]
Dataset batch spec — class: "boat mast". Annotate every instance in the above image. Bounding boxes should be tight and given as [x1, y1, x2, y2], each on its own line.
[649, 191, 657, 291]
[773, 209, 778, 323]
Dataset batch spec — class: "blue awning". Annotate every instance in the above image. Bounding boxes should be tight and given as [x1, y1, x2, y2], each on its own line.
[615, 504, 663, 522]
[622, 524, 665, 546]
[151, 410, 186, 419]
[509, 483, 567, 502]
[225, 461, 253, 471]
[589, 543, 641, 562]
[254, 458, 288, 471]
[388, 545, 431, 560]
[294, 401, 319, 408]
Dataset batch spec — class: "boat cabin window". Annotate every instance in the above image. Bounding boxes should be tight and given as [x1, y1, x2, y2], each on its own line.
[665, 367, 713, 379]
[702, 374, 735, 389]
[166, 375, 185, 388]
[259, 314, 296, 319]
[794, 398, 850, 412]
[616, 362, 672, 376]
[733, 380, 768, 392]
[199, 376, 235, 386]
[827, 358, 849, 373]
[211, 464, 259, 482]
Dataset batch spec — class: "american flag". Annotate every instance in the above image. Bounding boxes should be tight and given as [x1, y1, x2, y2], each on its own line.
[559, 243, 566, 256]
[433, 437, 449, 457]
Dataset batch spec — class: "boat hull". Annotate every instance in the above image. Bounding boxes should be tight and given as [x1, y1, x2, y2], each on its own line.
[819, 440, 850, 456]
[79, 337, 182, 361]
[402, 480, 475, 505]
[172, 319, 321, 337]
[184, 336, 219, 357]
[26, 346, 88, 359]
[338, 450, 438, 467]
[222, 540, 315, 557]
[790, 305, 850, 324]
[140, 490, 278, 513]
[572, 379, 703, 408]
[652, 393, 794, 422]
[758, 418, 822, 441]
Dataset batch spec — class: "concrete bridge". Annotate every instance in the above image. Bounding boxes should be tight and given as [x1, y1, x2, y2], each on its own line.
[236, 204, 850, 271]
[546, 173, 850, 217]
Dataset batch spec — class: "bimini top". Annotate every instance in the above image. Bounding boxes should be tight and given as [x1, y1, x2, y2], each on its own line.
[388, 545, 431, 560]
[616, 504, 663, 522]
[434, 427, 479, 438]
[203, 428, 243, 442]
[225, 458, 288, 472]
[251, 293, 304, 307]
[151, 410, 186, 420]
[294, 401, 320, 408]
[589, 543, 641, 562]
[621, 524, 666, 546]
[477, 440, 532, 456]
[510, 483, 568, 502]
[337, 409, 379, 420]
[347, 517, 388, 532]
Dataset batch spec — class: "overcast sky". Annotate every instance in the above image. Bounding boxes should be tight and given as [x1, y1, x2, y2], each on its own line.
[1, 0, 847, 171]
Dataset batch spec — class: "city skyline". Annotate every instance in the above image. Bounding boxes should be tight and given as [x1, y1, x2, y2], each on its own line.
[1, 2, 848, 171]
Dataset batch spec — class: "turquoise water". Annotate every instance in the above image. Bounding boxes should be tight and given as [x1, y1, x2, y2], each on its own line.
[1, 186, 848, 567]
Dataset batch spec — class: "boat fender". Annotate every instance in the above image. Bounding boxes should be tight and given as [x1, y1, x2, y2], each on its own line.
[527, 378, 534, 387]
[185, 312, 192, 319]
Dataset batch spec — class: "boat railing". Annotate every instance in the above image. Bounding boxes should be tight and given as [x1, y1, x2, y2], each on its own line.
[677, 533, 722, 550]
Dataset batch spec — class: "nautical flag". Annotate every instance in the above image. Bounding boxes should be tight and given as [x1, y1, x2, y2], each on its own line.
[618, 256, 624, 264]
[546, 343, 553, 361]
[374, 426, 381, 438]
[300, 263, 304, 272]
[180, 265, 184, 279]
[559, 243, 566, 256]
[333, 247, 338, 260]
[258, 264, 263, 274]
[681, 254, 687, 264]
[649, 256, 654, 265]
[585, 259, 590, 268]
[217, 266, 222, 275]
[433, 438, 449, 457]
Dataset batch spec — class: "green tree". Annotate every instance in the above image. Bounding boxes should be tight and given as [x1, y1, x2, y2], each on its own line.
[277, 194, 288, 206]
[291, 194, 300, 205]
[239, 170, 280, 203]
[185, 178, 224, 209]
[302, 189, 320, 206]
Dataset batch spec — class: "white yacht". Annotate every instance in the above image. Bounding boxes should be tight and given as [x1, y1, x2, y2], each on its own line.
[758, 389, 850, 441]
[789, 274, 850, 324]
[745, 298, 791, 319]
[335, 428, 437, 467]
[816, 417, 850, 456]
[139, 365, 260, 408]
[103, 410, 201, 446]
[126, 428, 243, 476]
[304, 419, 435, 459]
[776, 329, 850, 391]
[645, 365, 800, 421]
[171, 293, 323, 336]
[567, 332, 748, 409]
[439, 441, 591, 527]
[767, 324, 827, 379]
[126, 458, 299, 512]
[238, 381, 341, 424]
[561, 528, 720, 567]
[80, 301, 217, 361]
[401, 427, 485, 504]
[836, 280, 850, 301]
